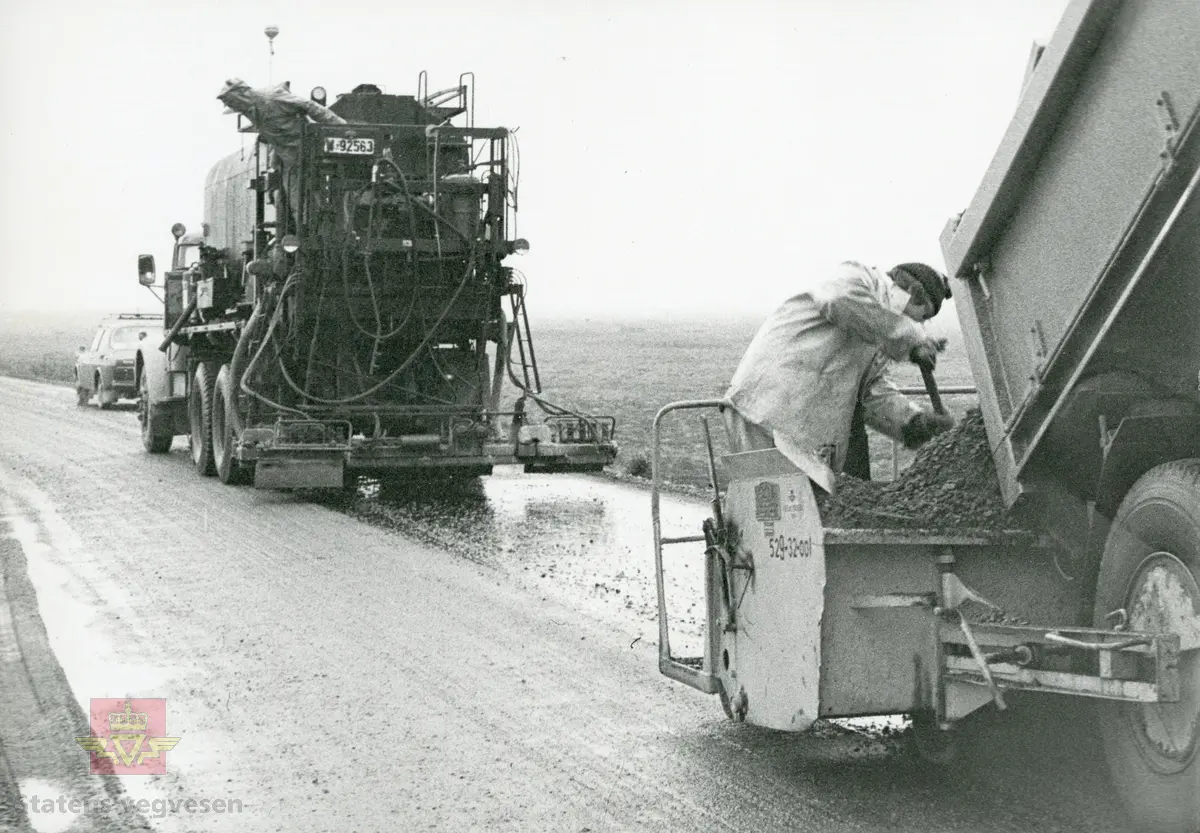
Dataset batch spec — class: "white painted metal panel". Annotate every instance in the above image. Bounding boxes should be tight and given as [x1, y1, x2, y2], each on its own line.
[719, 451, 825, 731]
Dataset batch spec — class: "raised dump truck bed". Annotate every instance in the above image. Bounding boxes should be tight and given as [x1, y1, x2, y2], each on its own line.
[650, 5, 1200, 828]
[940, 0, 1200, 507]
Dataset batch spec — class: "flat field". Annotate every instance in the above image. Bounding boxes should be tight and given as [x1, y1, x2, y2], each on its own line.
[0, 310, 98, 387]
[0, 310, 979, 489]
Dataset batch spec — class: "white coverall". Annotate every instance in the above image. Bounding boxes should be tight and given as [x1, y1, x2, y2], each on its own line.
[724, 261, 928, 478]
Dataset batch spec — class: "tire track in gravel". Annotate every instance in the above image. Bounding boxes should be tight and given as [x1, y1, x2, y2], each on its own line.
[0, 516, 154, 833]
[320, 490, 1120, 833]
[1, 379, 838, 830]
[0, 377, 1131, 833]
[2, 388, 864, 830]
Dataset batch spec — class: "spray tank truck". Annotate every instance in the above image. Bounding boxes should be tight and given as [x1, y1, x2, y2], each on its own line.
[648, 1, 1199, 830]
[134, 75, 616, 488]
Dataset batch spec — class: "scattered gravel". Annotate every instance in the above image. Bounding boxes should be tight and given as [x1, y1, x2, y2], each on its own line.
[817, 409, 1022, 531]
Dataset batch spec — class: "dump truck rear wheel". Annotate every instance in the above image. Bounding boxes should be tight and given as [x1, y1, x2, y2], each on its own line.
[212, 365, 250, 485]
[1093, 459, 1200, 833]
[139, 367, 172, 454]
[188, 363, 217, 476]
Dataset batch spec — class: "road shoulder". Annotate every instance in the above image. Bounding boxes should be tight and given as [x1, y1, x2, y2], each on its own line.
[0, 532, 151, 832]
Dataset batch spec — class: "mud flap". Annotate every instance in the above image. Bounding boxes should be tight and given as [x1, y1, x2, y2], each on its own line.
[253, 455, 345, 489]
[717, 448, 825, 731]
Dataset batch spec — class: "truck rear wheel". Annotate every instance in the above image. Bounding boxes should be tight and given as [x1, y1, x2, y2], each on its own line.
[75, 372, 90, 406]
[139, 366, 172, 454]
[188, 363, 217, 476]
[96, 372, 115, 410]
[1093, 459, 1200, 833]
[212, 365, 250, 485]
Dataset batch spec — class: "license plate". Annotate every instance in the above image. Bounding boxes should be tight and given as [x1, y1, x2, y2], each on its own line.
[324, 137, 375, 155]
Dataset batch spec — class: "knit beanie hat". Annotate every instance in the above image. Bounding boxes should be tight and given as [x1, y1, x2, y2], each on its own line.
[890, 263, 952, 315]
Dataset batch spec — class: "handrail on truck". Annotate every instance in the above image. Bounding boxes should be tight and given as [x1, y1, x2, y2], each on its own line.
[651, 399, 726, 694]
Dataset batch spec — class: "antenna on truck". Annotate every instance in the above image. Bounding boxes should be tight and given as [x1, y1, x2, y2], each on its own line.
[265, 25, 279, 83]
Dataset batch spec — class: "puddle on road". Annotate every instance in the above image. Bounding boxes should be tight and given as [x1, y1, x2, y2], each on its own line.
[2, 483, 189, 832]
[3, 492, 171, 709]
[315, 471, 921, 751]
[312, 469, 711, 654]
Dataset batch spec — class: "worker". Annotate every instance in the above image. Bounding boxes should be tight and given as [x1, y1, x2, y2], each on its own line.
[724, 261, 956, 482]
[217, 78, 348, 230]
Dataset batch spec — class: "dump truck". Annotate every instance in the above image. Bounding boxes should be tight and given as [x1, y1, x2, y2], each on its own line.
[650, 1, 1199, 830]
[134, 75, 616, 489]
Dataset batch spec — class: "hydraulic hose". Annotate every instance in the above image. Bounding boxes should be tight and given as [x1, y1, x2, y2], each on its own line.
[240, 275, 309, 418]
[496, 308, 597, 425]
[158, 297, 198, 352]
[226, 297, 267, 434]
[264, 158, 486, 409]
[271, 245, 477, 405]
[340, 180, 421, 344]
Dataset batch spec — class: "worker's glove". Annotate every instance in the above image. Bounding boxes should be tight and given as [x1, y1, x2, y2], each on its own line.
[909, 337, 947, 370]
[901, 410, 956, 450]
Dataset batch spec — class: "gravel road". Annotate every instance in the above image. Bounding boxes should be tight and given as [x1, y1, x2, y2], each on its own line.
[0, 376, 1131, 832]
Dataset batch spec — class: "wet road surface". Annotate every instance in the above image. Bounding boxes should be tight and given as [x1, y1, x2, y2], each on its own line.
[0, 377, 1131, 832]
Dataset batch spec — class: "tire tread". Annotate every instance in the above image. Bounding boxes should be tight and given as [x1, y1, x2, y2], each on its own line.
[1094, 457, 1200, 833]
[190, 363, 217, 476]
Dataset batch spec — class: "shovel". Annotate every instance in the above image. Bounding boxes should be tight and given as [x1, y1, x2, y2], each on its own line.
[915, 338, 947, 415]
[920, 363, 945, 415]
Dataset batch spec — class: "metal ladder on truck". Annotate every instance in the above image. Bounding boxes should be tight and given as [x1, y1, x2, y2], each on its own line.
[507, 280, 541, 395]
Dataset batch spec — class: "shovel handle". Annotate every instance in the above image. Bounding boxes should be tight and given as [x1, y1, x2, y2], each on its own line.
[920, 364, 945, 415]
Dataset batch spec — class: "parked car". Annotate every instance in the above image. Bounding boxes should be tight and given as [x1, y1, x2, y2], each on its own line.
[75, 315, 163, 408]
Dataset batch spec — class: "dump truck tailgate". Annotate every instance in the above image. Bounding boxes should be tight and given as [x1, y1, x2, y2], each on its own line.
[940, 0, 1200, 505]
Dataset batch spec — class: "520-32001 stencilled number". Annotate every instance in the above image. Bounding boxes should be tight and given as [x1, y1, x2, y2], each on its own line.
[767, 536, 812, 560]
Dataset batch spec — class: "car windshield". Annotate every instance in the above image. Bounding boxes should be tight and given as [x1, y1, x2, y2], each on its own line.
[109, 325, 159, 349]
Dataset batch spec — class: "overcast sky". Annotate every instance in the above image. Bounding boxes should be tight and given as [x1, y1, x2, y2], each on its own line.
[0, 0, 1070, 319]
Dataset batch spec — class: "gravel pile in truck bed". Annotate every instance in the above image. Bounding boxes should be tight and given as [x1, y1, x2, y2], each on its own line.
[816, 408, 1018, 531]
